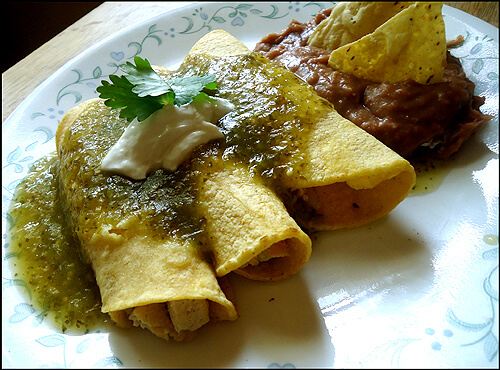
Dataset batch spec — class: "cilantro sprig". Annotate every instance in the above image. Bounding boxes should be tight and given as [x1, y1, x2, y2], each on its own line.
[97, 56, 218, 122]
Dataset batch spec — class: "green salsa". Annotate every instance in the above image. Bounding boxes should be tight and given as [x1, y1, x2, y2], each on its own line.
[173, 53, 329, 190]
[8, 52, 333, 332]
[7, 153, 109, 333]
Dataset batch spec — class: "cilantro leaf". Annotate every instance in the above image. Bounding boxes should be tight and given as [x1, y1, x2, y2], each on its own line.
[120, 56, 171, 97]
[96, 56, 219, 122]
[169, 75, 218, 106]
[97, 75, 163, 122]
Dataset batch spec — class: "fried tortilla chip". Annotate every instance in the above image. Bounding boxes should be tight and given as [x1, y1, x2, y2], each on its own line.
[327, 2, 447, 84]
[308, 1, 413, 51]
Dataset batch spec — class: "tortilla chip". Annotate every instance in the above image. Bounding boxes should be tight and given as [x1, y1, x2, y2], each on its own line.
[327, 2, 447, 84]
[308, 1, 414, 51]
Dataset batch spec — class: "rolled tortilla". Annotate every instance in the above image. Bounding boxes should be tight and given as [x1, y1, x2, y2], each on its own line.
[185, 30, 416, 232]
[56, 99, 238, 341]
[152, 64, 313, 282]
[195, 160, 312, 281]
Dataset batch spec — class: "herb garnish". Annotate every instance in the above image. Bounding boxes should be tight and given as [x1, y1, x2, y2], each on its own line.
[96, 56, 218, 122]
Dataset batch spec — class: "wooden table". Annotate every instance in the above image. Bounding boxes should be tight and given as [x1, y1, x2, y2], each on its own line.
[2, 1, 498, 123]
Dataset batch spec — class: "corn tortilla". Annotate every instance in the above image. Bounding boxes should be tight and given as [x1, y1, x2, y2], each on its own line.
[195, 160, 312, 280]
[56, 99, 238, 341]
[187, 30, 416, 231]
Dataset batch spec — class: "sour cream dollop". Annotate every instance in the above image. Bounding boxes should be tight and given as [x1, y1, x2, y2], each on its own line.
[101, 96, 233, 180]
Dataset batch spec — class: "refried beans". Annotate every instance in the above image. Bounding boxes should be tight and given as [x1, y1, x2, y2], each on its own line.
[254, 8, 492, 159]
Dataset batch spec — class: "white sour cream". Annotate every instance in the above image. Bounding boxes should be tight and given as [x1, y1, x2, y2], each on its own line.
[101, 96, 233, 180]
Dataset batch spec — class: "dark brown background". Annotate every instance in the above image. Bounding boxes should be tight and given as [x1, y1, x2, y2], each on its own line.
[4, 2, 102, 72]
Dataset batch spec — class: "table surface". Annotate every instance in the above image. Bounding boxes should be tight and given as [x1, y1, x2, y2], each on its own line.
[2, 1, 498, 123]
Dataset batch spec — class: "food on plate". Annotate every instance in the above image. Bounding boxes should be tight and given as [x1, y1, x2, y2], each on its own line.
[254, 2, 492, 159]
[326, 2, 447, 84]
[7, 153, 110, 332]
[194, 160, 312, 281]
[185, 30, 415, 232]
[56, 99, 238, 341]
[8, 27, 416, 341]
[308, 1, 413, 52]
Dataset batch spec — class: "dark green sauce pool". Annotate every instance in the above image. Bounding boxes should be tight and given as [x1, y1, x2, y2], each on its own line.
[7, 153, 109, 333]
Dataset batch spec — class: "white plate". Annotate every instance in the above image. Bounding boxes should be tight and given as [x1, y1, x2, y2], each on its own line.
[2, 2, 498, 368]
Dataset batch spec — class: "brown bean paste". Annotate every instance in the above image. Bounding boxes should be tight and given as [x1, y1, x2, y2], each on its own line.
[254, 8, 492, 159]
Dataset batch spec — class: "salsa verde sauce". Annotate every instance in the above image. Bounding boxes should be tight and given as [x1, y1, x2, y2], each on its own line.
[7, 153, 109, 333]
[173, 52, 328, 190]
[8, 52, 330, 331]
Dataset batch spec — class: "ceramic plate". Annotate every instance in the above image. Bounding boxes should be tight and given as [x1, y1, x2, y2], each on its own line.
[2, 2, 498, 368]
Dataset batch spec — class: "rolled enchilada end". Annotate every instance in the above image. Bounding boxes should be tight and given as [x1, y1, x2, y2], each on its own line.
[56, 99, 238, 342]
[197, 163, 312, 282]
[108, 277, 237, 342]
[289, 168, 416, 232]
[234, 233, 312, 281]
